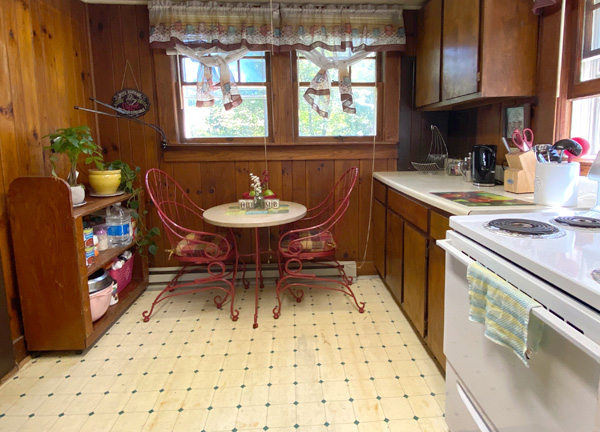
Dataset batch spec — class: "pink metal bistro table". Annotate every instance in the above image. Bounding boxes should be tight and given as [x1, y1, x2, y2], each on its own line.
[203, 201, 307, 328]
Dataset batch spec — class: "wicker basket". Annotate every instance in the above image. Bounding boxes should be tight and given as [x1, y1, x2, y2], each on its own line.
[108, 254, 134, 294]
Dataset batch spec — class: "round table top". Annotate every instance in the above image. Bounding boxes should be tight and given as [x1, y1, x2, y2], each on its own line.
[203, 201, 307, 228]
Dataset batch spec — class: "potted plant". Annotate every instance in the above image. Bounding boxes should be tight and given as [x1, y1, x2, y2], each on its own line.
[103, 160, 160, 256]
[44, 125, 103, 205]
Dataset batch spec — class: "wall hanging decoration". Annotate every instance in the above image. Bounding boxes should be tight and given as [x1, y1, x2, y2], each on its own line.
[112, 61, 151, 118]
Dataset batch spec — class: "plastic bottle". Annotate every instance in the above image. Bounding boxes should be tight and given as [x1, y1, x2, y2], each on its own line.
[106, 203, 132, 247]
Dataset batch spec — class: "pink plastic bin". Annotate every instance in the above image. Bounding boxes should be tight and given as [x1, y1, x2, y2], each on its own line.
[109, 254, 135, 294]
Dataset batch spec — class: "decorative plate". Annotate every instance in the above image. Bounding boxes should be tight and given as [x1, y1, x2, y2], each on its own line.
[73, 201, 87, 208]
[111, 88, 150, 118]
[89, 190, 125, 198]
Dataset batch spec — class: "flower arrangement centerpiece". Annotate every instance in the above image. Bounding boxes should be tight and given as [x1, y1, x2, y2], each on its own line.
[250, 172, 264, 209]
[239, 170, 279, 210]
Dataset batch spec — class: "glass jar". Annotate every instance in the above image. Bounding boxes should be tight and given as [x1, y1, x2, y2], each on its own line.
[253, 194, 264, 209]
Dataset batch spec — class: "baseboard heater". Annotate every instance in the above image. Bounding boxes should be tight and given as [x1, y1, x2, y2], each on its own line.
[148, 261, 357, 290]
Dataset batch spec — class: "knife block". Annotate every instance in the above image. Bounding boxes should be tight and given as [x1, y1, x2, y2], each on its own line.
[504, 151, 536, 193]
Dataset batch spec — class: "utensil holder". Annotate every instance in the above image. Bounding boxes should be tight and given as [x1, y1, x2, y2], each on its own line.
[504, 151, 536, 193]
[534, 162, 580, 207]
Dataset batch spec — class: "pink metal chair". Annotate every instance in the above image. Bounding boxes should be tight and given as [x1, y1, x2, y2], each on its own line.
[273, 166, 364, 319]
[142, 168, 241, 322]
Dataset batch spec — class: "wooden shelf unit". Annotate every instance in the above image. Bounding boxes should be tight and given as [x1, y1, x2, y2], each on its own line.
[8, 177, 148, 352]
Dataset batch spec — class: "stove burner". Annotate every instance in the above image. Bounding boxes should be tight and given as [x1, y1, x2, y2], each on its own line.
[554, 216, 600, 229]
[488, 219, 561, 236]
[593, 270, 600, 285]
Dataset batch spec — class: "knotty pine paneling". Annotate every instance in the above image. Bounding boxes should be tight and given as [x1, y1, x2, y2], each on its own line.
[0, 0, 95, 362]
[88, 4, 398, 273]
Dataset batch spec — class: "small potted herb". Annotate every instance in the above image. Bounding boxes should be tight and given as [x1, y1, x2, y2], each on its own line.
[44, 125, 103, 205]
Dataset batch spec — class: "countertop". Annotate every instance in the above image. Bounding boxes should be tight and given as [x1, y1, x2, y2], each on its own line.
[373, 171, 598, 216]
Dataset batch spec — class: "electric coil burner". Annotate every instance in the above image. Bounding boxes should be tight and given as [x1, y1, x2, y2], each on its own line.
[484, 218, 565, 239]
[553, 216, 600, 230]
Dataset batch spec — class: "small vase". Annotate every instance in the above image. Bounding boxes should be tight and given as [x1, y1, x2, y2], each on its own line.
[253, 195, 264, 209]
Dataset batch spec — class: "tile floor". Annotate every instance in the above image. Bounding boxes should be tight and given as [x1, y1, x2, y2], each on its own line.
[0, 276, 448, 432]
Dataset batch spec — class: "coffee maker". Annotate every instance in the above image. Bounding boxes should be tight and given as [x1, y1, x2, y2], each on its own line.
[471, 145, 496, 187]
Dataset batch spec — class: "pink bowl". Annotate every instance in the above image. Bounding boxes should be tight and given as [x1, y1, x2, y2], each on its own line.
[89, 284, 113, 322]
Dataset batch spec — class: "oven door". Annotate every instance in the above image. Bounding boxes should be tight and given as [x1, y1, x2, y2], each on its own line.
[440, 232, 600, 432]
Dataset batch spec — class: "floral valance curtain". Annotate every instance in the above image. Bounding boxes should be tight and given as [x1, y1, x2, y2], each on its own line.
[149, 0, 405, 53]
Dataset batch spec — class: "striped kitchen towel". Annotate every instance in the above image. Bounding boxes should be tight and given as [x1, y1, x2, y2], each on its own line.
[467, 261, 544, 366]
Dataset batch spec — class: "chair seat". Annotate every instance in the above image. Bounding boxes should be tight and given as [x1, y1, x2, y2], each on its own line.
[281, 229, 336, 255]
[172, 232, 233, 259]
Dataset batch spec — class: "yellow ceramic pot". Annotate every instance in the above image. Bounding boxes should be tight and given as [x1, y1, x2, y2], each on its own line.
[89, 169, 122, 195]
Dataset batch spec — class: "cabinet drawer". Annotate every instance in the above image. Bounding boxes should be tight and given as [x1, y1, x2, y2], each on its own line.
[430, 211, 450, 241]
[388, 190, 428, 232]
[374, 180, 387, 204]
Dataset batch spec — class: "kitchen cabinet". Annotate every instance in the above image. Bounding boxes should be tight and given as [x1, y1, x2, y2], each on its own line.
[415, 0, 442, 107]
[373, 181, 387, 278]
[385, 210, 404, 302]
[8, 177, 148, 352]
[373, 178, 450, 369]
[0, 248, 16, 378]
[402, 224, 427, 336]
[416, 0, 538, 110]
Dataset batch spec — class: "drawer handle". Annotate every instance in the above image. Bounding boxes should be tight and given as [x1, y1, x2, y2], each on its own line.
[457, 382, 493, 432]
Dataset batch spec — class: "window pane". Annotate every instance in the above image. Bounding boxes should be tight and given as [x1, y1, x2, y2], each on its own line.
[182, 86, 268, 138]
[298, 59, 321, 82]
[581, 2, 600, 81]
[571, 96, 600, 155]
[298, 87, 376, 137]
[182, 57, 200, 83]
[351, 59, 376, 83]
[240, 59, 266, 82]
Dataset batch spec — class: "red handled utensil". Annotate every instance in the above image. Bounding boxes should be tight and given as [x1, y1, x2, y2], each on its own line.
[512, 128, 534, 152]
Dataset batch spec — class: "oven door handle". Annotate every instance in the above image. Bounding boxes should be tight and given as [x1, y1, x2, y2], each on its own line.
[438, 239, 474, 266]
[438, 239, 600, 364]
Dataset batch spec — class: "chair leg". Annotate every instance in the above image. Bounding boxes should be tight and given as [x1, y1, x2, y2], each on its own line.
[333, 259, 354, 286]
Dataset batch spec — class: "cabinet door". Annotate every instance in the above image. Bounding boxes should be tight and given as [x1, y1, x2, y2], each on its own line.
[442, 0, 480, 100]
[402, 223, 427, 336]
[427, 241, 446, 368]
[416, 0, 442, 107]
[385, 210, 404, 302]
[373, 199, 386, 278]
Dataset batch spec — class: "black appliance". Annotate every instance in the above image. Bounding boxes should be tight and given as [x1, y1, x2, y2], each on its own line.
[472, 145, 497, 187]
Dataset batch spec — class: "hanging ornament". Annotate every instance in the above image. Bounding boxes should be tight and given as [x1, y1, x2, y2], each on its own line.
[111, 60, 151, 118]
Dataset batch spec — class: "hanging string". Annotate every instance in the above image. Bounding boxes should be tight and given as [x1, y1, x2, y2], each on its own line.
[264, 0, 276, 260]
[356, 128, 377, 270]
[120, 60, 141, 90]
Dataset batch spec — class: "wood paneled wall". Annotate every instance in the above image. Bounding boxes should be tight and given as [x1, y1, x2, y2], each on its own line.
[88, 4, 398, 274]
[0, 0, 95, 361]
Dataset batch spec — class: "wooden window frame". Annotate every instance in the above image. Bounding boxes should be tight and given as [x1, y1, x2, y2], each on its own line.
[567, 0, 600, 99]
[176, 53, 273, 144]
[292, 52, 384, 144]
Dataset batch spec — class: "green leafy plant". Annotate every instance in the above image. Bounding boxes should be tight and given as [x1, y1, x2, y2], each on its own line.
[103, 159, 160, 256]
[43, 125, 103, 186]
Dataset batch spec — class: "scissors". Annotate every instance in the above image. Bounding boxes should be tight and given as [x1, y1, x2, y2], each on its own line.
[512, 128, 534, 152]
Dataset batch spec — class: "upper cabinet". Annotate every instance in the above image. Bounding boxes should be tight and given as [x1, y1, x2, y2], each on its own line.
[416, 0, 539, 110]
[415, 0, 442, 107]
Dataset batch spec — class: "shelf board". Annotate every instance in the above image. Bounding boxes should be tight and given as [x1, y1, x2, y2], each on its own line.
[73, 193, 133, 218]
[86, 278, 147, 348]
[86, 243, 135, 276]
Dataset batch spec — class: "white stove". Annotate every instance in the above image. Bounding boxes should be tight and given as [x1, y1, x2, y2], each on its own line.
[439, 154, 600, 431]
[449, 209, 600, 312]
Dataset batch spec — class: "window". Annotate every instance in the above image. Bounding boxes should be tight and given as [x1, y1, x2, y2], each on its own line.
[581, 0, 600, 83]
[571, 96, 600, 155]
[296, 50, 379, 139]
[179, 52, 270, 140]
